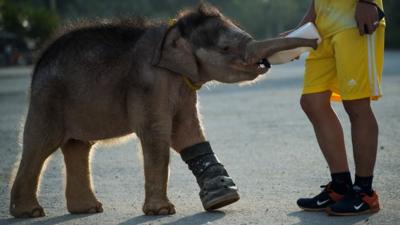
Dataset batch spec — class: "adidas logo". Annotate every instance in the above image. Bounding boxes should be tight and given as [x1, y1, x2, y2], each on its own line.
[348, 79, 357, 87]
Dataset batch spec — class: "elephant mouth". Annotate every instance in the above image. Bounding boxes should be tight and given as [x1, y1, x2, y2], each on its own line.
[249, 63, 269, 75]
[231, 60, 269, 76]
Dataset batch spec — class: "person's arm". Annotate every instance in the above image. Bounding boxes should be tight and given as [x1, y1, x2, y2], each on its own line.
[280, 0, 316, 36]
[298, 0, 316, 27]
[355, 0, 380, 35]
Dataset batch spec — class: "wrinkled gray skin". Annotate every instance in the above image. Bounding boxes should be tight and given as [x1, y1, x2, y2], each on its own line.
[9, 3, 317, 218]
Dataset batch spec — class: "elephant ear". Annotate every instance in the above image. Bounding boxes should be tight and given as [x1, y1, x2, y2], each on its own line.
[152, 26, 200, 82]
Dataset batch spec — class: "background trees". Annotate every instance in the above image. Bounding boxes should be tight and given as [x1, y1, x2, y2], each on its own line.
[0, 0, 58, 45]
[0, 0, 399, 49]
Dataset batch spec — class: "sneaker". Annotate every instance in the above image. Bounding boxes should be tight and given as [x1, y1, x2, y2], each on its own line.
[297, 183, 344, 211]
[326, 185, 380, 216]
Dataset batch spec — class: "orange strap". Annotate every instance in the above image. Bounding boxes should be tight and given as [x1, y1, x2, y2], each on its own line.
[361, 192, 380, 209]
[328, 191, 344, 202]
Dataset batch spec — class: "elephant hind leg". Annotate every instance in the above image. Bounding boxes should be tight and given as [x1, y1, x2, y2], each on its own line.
[10, 104, 64, 218]
[61, 139, 103, 214]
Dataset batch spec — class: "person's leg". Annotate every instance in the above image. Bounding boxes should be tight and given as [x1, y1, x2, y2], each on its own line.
[300, 91, 349, 173]
[343, 98, 378, 190]
[297, 91, 352, 211]
[327, 99, 381, 215]
[297, 36, 353, 211]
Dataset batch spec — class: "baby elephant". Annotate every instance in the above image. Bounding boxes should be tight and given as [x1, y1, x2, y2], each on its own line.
[10, 3, 317, 218]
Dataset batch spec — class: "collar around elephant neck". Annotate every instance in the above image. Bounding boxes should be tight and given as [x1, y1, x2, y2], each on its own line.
[182, 76, 202, 92]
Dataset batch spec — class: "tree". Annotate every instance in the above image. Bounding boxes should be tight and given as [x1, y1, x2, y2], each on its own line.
[0, 0, 59, 47]
[384, 0, 400, 48]
[2, 0, 399, 49]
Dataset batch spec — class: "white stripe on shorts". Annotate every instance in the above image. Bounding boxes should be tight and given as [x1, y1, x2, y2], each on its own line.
[367, 33, 380, 97]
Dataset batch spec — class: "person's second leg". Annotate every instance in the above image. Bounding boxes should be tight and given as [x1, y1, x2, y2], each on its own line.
[343, 98, 378, 179]
[327, 98, 380, 215]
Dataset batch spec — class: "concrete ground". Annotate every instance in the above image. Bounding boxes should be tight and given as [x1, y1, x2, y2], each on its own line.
[0, 52, 399, 225]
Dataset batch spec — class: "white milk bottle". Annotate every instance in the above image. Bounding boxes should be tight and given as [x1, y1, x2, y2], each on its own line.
[267, 22, 321, 65]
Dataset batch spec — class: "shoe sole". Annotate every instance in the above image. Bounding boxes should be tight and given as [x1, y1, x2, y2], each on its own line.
[204, 191, 240, 211]
[326, 207, 380, 216]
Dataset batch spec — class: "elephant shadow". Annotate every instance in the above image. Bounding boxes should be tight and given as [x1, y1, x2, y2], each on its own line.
[0, 214, 92, 225]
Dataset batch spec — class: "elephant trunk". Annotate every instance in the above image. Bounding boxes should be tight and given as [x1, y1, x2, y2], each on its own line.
[245, 38, 318, 64]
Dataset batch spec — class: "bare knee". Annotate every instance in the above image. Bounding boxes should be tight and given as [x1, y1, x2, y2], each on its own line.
[300, 95, 314, 115]
[300, 93, 330, 117]
[343, 98, 374, 122]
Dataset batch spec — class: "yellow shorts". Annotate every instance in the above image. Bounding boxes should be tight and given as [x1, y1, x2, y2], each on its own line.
[303, 27, 385, 101]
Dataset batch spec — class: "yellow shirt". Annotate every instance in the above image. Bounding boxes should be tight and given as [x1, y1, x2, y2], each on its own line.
[315, 0, 385, 37]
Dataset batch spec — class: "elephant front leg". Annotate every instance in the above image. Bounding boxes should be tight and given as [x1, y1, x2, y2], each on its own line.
[171, 103, 240, 211]
[140, 130, 176, 215]
[170, 100, 206, 152]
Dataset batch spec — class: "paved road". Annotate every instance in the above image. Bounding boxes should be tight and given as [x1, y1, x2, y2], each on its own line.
[0, 53, 399, 225]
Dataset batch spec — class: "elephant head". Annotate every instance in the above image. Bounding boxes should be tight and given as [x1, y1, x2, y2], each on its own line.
[153, 3, 317, 85]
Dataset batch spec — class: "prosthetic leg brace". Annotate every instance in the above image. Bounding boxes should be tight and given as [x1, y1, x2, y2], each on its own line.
[180, 142, 240, 210]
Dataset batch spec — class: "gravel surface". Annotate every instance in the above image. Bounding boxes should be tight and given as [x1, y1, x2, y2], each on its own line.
[0, 53, 399, 225]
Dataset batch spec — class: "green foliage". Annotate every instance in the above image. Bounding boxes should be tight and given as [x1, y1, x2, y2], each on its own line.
[208, 0, 311, 38]
[56, 0, 399, 48]
[383, 0, 400, 49]
[1, 0, 399, 48]
[54, 0, 310, 38]
[25, 8, 59, 44]
[0, 0, 59, 46]
[1, 0, 26, 35]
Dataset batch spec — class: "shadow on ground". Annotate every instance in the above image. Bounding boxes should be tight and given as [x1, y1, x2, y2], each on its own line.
[288, 210, 372, 225]
[0, 214, 94, 225]
[119, 211, 225, 225]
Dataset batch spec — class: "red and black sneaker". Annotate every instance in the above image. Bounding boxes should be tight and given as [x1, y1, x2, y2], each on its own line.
[326, 185, 380, 216]
[297, 183, 344, 211]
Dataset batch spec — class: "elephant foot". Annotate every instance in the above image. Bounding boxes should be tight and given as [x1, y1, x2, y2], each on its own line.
[10, 201, 45, 218]
[67, 196, 103, 214]
[143, 198, 176, 215]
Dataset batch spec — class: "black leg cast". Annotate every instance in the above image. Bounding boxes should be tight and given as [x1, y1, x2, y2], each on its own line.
[180, 142, 240, 211]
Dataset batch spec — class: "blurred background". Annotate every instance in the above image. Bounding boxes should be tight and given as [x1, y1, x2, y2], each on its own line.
[0, 0, 399, 67]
